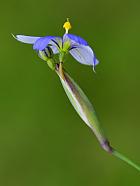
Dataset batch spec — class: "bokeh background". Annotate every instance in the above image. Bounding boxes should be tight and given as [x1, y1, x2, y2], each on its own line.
[0, 0, 140, 185]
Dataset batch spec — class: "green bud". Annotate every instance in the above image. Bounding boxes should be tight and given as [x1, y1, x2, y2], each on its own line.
[39, 50, 48, 61]
[45, 47, 54, 58]
[56, 65, 107, 146]
[38, 47, 54, 61]
[38, 48, 55, 70]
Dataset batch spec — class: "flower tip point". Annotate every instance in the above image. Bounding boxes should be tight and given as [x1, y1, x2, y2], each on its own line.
[11, 33, 17, 39]
[93, 66, 96, 73]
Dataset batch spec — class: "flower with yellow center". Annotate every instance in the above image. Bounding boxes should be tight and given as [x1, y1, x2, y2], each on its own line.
[13, 19, 99, 70]
[13, 19, 140, 173]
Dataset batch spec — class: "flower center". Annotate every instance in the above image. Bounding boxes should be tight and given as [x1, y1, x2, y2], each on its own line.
[63, 18, 72, 34]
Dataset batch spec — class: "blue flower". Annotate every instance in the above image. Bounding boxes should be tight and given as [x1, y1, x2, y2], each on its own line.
[14, 19, 99, 70]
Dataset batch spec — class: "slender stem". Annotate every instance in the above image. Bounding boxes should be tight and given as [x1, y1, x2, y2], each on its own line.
[101, 141, 140, 172]
[112, 149, 140, 172]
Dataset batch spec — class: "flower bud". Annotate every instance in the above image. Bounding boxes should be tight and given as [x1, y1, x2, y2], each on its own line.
[38, 47, 55, 70]
[56, 64, 108, 147]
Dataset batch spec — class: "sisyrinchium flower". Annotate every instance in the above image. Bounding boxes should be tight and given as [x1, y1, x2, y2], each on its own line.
[13, 19, 140, 172]
[13, 18, 99, 71]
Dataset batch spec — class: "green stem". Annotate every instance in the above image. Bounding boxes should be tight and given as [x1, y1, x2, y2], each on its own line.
[112, 149, 140, 172]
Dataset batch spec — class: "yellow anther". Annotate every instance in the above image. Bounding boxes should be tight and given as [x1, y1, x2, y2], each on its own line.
[63, 18, 72, 34]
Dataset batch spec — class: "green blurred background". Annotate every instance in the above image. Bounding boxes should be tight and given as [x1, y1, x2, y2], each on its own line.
[0, 0, 140, 185]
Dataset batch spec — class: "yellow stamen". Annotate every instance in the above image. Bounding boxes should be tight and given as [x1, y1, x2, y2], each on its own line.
[63, 18, 72, 34]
